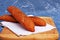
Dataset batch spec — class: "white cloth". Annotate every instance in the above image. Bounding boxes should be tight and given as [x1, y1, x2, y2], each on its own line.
[1, 21, 56, 36]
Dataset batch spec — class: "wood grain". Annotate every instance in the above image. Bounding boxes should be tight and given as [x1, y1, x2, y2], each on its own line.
[0, 17, 59, 40]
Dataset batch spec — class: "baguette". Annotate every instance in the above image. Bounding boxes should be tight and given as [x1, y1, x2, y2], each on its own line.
[0, 15, 46, 26]
[7, 6, 35, 32]
[29, 16, 46, 26]
[0, 15, 17, 22]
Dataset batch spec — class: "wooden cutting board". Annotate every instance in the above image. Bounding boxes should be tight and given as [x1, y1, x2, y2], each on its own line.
[0, 17, 59, 40]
